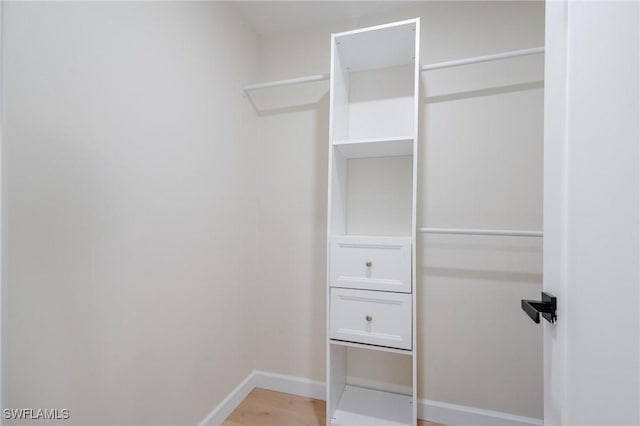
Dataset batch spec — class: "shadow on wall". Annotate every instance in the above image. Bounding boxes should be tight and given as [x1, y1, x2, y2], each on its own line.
[245, 77, 543, 114]
[424, 266, 541, 284]
[425, 81, 543, 104]
[246, 80, 329, 116]
[249, 79, 330, 386]
[311, 92, 330, 389]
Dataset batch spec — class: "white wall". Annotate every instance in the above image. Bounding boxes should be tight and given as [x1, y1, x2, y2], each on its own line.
[252, 1, 544, 419]
[3, 2, 258, 424]
[2, 1, 546, 423]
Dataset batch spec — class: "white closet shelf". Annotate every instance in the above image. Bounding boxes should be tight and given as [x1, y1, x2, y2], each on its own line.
[330, 339, 413, 355]
[333, 136, 413, 158]
[334, 19, 417, 72]
[331, 386, 413, 426]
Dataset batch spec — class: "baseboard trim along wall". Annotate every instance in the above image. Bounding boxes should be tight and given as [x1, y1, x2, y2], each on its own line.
[199, 370, 543, 426]
[198, 373, 256, 426]
[418, 398, 543, 426]
[252, 370, 326, 400]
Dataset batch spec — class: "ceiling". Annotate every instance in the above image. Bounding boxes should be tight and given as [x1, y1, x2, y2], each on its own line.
[233, 1, 423, 35]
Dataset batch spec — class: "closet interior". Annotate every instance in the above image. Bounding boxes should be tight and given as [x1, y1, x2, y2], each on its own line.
[243, 14, 544, 426]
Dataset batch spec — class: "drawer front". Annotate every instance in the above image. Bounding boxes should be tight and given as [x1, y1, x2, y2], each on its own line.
[330, 288, 412, 350]
[330, 236, 411, 293]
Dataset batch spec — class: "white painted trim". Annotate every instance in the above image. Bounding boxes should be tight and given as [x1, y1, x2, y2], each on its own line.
[253, 370, 325, 401]
[0, 0, 5, 419]
[198, 370, 543, 426]
[418, 399, 543, 426]
[198, 372, 256, 426]
[332, 18, 418, 40]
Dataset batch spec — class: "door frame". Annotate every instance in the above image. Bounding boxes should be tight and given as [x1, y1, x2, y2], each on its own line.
[542, 1, 569, 424]
[543, 1, 640, 425]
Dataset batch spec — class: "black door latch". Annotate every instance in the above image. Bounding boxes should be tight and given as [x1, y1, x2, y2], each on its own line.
[521, 292, 557, 324]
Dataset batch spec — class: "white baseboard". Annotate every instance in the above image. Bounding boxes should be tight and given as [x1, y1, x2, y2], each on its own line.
[198, 372, 256, 426]
[198, 370, 324, 426]
[199, 370, 542, 426]
[418, 398, 543, 426]
[253, 370, 325, 400]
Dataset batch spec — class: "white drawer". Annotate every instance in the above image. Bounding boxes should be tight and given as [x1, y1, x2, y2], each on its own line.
[330, 236, 411, 293]
[330, 288, 412, 350]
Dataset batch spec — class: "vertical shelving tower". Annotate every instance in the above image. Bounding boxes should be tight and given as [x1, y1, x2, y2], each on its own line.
[326, 19, 420, 426]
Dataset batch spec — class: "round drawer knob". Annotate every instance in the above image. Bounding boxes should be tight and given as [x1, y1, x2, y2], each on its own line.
[365, 315, 373, 322]
[365, 260, 373, 267]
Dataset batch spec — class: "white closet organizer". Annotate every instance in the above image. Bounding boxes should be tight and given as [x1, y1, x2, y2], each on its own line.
[326, 19, 420, 426]
[242, 17, 544, 426]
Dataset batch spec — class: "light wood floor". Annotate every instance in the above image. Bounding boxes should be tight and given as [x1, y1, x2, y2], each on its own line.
[222, 388, 443, 426]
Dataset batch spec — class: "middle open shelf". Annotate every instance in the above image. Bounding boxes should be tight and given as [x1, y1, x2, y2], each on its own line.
[333, 136, 414, 159]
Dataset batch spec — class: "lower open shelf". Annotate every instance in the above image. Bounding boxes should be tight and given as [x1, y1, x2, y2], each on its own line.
[330, 339, 413, 355]
[331, 385, 414, 426]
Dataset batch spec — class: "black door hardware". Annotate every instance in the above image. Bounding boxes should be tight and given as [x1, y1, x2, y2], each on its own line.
[521, 292, 557, 324]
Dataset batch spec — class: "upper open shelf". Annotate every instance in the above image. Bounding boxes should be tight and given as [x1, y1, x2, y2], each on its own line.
[333, 19, 417, 72]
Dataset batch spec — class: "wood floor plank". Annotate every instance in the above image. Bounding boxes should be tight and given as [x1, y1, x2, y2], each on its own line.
[222, 388, 443, 426]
